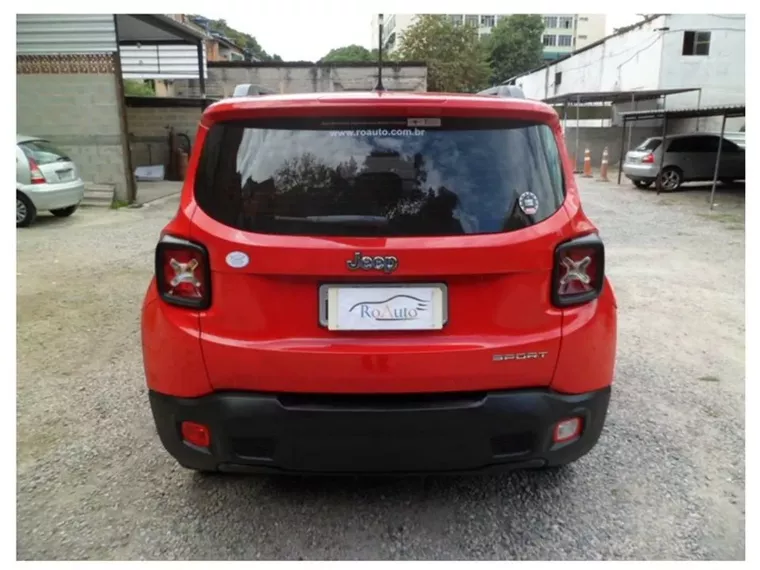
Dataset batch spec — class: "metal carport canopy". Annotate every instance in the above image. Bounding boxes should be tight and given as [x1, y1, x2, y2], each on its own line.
[544, 88, 702, 173]
[542, 88, 701, 106]
[617, 103, 746, 209]
[115, 15, 209, 98]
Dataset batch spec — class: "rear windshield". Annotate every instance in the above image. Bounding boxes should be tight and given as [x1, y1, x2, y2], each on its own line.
[19, 140, 71, 165]
[195, 117, 565, 237]
[635, 138, 662, 151]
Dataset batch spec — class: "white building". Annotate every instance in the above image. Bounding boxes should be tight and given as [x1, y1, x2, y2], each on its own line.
[371, 14, 606, 60]
[509, 14, 745, 131]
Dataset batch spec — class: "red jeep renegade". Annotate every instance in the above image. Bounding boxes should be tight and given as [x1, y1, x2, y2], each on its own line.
[141, 88, 617, 475]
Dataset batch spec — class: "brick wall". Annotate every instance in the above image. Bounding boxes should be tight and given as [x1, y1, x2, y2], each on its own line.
[125, 106, 201, 167]
[16, 55, 131, 201]
[174, 63, 428, 97]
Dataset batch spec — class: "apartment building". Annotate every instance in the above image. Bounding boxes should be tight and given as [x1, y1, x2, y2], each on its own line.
[371, 14, 606, 61]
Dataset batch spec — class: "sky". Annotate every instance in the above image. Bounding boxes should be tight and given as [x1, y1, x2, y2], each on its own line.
[199, 7, 642, 62]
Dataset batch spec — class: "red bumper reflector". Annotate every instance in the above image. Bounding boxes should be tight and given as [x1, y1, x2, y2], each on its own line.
[553, 417, 583, 443]
[181, 421, 211, 448]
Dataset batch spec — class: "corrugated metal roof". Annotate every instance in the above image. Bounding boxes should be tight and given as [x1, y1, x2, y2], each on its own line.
[620, 104, 745, 120]
[16, 14, 117, 54]
[120, 44, 207, 80]
[543, 88, 701, 105]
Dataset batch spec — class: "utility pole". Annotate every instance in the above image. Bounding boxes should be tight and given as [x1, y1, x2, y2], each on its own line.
[375, 14, 385, 91]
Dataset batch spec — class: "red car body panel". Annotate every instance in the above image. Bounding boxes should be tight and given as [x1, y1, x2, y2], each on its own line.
[143, 92, 617, 398]
[141, 91, 617, 474]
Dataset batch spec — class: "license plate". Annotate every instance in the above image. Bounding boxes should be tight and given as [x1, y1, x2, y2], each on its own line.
[56, 169, 73, 181]
[319, 284, 447, 331]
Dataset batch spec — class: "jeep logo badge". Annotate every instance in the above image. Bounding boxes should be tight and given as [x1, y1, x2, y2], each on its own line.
[346, 252, 399, 274]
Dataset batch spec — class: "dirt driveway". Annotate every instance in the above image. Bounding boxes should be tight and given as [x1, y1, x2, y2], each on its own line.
[16, 180, 745, 560]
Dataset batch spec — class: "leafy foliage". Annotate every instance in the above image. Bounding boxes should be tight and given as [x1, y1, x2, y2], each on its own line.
[396, 15, 490, 93]
[190, 16, 282, 61]
[320, 45, 377, 63]
[483, 14, 544, 85]
[123, 79, 155, 97]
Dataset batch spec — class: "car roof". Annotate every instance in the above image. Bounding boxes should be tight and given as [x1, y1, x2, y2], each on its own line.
[202, 91, 558, 126]
[16, 134, 44, 144]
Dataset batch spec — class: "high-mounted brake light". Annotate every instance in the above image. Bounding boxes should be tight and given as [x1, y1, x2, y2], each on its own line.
[641, 153, 655, 164]
[155, 235, 212, 309]
[28, 157, 46, 184]
[551, 234, 605, 307]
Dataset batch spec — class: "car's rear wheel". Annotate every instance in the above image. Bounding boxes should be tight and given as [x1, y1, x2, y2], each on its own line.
[51, 205, 78, 217]
[658, 167, 682, 191]
[633, 179, 653, 189]
[16, 192, 36, 228]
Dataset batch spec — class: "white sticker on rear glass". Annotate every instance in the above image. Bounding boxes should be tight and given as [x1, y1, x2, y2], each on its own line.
[225, 251, 249, 269]
[407, 118, 441, 127]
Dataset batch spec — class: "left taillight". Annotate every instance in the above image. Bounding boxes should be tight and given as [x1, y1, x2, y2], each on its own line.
[28, 157, 46, 184]
[155, 235, 212, 309]
[551, 233, 605, 307]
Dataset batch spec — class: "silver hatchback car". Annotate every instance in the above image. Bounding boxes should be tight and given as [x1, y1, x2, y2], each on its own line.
[16, 135, 85, 227]
[623, 133, 745, 191]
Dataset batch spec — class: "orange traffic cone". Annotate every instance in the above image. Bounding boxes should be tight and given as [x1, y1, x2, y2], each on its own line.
[598, 147, 609, 181]
[582, 148, 592, 178]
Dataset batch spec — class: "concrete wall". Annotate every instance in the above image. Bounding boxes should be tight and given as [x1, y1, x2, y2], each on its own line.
[658, 14, 745, 132]
[174, 63, 428, 97]
[125, 105, 201, 167]
[517, 16, 668, 100]
[16, 55, 131, 201]
[562, 126, 662, 169]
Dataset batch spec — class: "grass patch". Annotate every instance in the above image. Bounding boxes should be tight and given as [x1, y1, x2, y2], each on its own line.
[110, 199, 130, 209]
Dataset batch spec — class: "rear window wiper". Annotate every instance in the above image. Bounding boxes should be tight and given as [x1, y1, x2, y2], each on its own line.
[274, 215, 389, 226]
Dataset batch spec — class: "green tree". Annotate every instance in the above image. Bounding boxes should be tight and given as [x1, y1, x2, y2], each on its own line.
[396, 15, 490, 93]
[123, 79, 155, 97]
[190, 15, 279, 61]
[485, 14, 544, 85]
[320, 44, 375, 63]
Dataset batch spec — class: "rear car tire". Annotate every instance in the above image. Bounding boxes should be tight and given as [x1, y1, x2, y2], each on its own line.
[633, 180, 653, 189]
[16, 192, 36, 228]
[51, 205, 78, 217]
[658, 167, 682, 191]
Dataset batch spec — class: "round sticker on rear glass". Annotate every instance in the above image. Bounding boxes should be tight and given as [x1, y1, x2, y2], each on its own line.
[225, 251, 249, 269]
[518, 192, 539, 216]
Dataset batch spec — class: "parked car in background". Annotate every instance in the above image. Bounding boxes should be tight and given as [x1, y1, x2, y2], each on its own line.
[622, 133, 745, 191]
[16, 135, 84, 227]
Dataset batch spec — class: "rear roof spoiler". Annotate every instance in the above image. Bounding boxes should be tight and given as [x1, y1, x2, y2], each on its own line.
[232, 84, 277, 97]
[477, 85, 525, 98]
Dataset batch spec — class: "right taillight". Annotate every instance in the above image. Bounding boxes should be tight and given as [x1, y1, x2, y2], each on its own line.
[155, 235, 212, 309]
[552, 234, 605, 307]
[641, 152, 655, 163]
[28, 157, 46, 184]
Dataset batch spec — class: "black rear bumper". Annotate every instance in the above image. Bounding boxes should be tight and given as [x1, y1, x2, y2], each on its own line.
[149, 387, 611, 475]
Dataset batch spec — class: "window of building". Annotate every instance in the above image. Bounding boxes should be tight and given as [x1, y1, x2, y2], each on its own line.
[578, 34, 588, 40]
[682, 31, 711, 55]
[450, 15, 463, 26]
[559, 16, 574, 29]
[580, 16, 589, 22]
[558, 35, 573, 47]
[385, 15, 396, 34]
[544, 16, 558, 28]
[465, 14, 479, 27]
[554, 72, 562, 86]
[481, 15, 495, 28]
[543, 34, 557, 47]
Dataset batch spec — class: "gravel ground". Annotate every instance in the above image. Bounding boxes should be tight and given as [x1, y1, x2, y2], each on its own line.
[16, 180, 745, 560]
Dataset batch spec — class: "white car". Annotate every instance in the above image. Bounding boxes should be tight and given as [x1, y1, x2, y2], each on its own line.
[16, 135, 85, 227]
